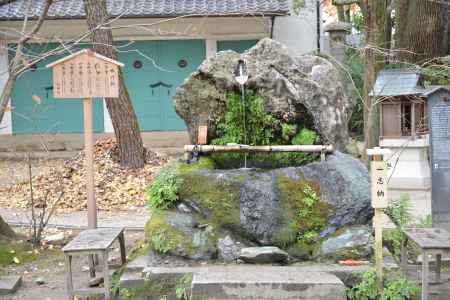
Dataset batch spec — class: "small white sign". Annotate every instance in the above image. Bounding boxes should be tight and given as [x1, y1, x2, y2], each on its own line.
[371, 160, 388, 208]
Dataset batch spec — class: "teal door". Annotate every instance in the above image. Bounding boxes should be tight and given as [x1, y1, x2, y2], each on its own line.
[11, 72, 105, 134]
[217, 40, 259, 53]
[119, 40, 205, 131]
[11, 44, 104, 134]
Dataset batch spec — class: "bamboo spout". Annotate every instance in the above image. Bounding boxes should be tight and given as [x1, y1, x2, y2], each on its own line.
[184, 144, 334, 153]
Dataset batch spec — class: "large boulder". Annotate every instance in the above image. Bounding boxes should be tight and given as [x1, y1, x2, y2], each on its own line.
[145, 152, 372, 261]
[174, 38, 349, 150]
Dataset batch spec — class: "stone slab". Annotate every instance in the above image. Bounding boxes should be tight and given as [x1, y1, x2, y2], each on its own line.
[191, 269, 346, 300]
[119, 271, 144, 289]
[125, 255, 153, 272]
[0, 275, 22, 295]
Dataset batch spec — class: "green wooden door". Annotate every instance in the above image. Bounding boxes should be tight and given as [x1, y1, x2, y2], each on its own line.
[11, 44, 104, 134]
[217, 40, 259, 53]
[119, 39, 205, 131]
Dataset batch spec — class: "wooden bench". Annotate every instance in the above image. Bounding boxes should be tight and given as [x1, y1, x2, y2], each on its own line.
[401, 228, 450, 300]
[62, 227, 126, 300]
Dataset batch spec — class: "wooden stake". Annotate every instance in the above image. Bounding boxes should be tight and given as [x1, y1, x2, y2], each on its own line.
[84, 97, 97, 229]
[373, 154, 383, 289]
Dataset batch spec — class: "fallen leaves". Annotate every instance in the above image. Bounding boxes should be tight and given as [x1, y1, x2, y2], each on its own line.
[0, 138, 167, 212]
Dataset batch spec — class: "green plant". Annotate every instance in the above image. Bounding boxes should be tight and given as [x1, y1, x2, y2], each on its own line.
[211, 91, 319, 168]
[212, 91, 279, 146]
[383, 194, 412, 259]
[381, 277, 420, 300]
[145, 213, 192, 255]
[175, 274, 193, 299]
[347, 270, 379, 300]
[146, 162, 181, 210]
[384, 194, 412, 228]
[150, 232, 174, 254]
[347, 270, 419, 300]
[417, 214, 433, 228]
[276, 176, 332, 247]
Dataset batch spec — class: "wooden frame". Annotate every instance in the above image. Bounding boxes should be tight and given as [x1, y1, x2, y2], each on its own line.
[401, 228, 450, 300]
[63, 228, 126, 300]
[379, 97, 428, 140]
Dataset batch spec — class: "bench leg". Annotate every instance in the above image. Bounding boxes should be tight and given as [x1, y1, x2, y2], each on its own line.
[436, 253, 442, 283]
[119, 232, 126, 265]
[88, 254, 96, 278]
[401, 234, 408, 272]
[103, 251, 111, 300]
[65, 254, 74, 300]
[422, 250, 429, 300]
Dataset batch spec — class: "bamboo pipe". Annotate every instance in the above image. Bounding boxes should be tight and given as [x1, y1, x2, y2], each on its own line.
[184, 144, 334, 153]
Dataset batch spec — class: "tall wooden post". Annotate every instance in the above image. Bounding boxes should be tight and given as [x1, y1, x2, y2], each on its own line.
[46, 49, 124, 230]
[373, 154, 383, 288]
[367, 147, 391, 289]
[84, 97, 96, 229]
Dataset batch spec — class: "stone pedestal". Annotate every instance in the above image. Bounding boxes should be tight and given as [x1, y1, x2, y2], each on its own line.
[380, 137, 431, 221]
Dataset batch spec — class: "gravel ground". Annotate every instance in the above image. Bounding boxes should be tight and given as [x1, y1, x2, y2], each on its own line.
[1, 208, 149, 230]
[2, 230, 145, 300]
[0, 158, 66, 188]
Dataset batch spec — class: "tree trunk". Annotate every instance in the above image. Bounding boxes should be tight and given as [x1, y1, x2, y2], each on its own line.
[0, 74, 17, 124]
[0, 216, 15, 239]
[395, 0, 448, 63]
[360, 0, 389, 151]
[84, 0, 145, 168]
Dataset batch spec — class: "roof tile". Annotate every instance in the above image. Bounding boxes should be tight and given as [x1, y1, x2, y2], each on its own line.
[0, 0, 289, 20]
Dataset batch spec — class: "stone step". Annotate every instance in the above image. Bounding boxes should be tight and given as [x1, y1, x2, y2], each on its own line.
[119, 271, 145, 289]
[142, 266, 348, 300]
[0, 275, 22, 295]
[191, 269, 346, 300]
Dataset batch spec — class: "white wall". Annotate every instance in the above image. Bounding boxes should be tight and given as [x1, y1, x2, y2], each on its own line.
[273, 0, 319, 55]
[2, 17, 271, 42]
[0, 39, 11, 134]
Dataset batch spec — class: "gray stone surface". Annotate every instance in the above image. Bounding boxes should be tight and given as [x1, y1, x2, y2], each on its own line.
[239, 247, 288, 264]
[0, 275, 22, 295]
[198, 152, 370, 245]
[320, 226, 371, 255]
[318, 226, 372, 260]
[119, 271, 145, 289]
[157, 211, 218, 261]
[299, 152, 372, 234]
[125, 255, 153, 272]
[217, 235, 244, 262]
[191, 269, 346, 300]
[174, 38, 349, 150]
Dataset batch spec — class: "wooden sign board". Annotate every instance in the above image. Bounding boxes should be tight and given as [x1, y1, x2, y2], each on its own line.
[197, 126, 208, 145]
[46, 49, 124, 99]
[371, 160, 388, 208]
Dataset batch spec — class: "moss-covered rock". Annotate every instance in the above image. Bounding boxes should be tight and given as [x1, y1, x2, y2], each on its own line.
[144, 152, 372, 262]
[145, 210, 218, 260]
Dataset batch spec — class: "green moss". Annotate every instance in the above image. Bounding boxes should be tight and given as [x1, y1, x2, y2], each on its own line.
[178, 173, 241, 233]
[275, 176, 333, 248]
[146, 162, 180, 210]
[177, 157, 215, 175]
[0, 240, 35, 266]
[145, 212, 192, 255]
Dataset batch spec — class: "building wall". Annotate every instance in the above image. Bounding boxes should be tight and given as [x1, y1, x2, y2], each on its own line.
[0, 9, 320, 144]
[273, 0, 320, 55]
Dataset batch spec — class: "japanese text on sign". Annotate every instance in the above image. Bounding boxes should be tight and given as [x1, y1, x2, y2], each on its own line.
[371, 160, 388, 208]
[50, 50, 121, 99]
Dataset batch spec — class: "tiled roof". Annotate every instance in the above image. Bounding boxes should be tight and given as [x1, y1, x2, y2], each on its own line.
[370, 69, 422, 97]
[0, 0, 289, 20]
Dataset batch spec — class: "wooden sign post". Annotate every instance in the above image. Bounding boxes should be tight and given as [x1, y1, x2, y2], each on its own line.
[367, 147, 391, 289]
[47, 49, 124, 229]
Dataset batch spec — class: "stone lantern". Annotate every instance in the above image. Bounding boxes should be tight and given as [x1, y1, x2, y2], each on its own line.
[323, 21, 351, 64]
